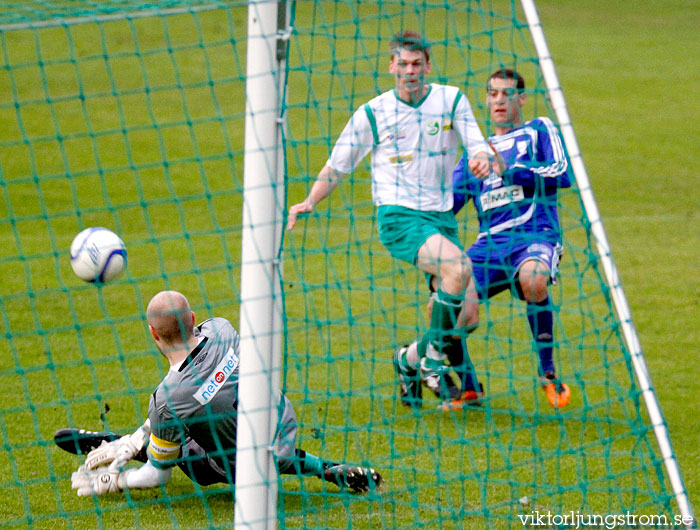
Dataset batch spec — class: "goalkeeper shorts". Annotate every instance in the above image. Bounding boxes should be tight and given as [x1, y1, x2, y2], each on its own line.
[177, 391, 299, 486]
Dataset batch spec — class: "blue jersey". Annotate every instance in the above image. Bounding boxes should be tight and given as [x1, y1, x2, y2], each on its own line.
[453, 117, 571, 243]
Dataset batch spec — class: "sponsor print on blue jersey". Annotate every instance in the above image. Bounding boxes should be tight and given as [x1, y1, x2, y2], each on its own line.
[479, 184, 524, 211]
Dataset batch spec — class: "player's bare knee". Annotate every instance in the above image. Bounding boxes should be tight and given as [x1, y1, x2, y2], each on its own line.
[520, 276, 548, 303]
[464, 302, 479, 329]
[532, 272, 549, 300]
[440, 259, 470, 294]
[436, 266, 457, 293]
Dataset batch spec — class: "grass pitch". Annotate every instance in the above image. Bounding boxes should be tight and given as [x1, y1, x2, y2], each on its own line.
[0, 1, 698, 529]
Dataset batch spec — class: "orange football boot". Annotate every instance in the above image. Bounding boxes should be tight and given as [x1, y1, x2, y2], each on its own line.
[542, 372, 571, 408]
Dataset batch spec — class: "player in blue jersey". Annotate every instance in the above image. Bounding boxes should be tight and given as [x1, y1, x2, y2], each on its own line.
[65, 291, 382, 496]
[428, 68, 572, 409]
[454, 68, 571, 408]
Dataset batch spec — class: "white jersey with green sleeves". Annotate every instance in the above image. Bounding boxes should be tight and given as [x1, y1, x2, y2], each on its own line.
[327, 83, 487, 212]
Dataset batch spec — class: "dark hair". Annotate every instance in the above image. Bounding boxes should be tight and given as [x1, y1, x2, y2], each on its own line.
[390, 30, 431, 61]
[488, 68, 525, 91]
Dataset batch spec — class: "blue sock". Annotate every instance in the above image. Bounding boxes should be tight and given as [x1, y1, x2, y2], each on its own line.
[444, 336, 480, 392]
[526, 297, 555, 376]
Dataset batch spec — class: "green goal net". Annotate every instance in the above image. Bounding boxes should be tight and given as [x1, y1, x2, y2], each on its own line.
[0, 1, 693, 529]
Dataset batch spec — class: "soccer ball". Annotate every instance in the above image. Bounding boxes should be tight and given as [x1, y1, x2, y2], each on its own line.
[70, 227, 127, 283]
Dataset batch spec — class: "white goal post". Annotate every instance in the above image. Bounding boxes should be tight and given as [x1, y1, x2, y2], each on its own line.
[235, 1, 289, 529]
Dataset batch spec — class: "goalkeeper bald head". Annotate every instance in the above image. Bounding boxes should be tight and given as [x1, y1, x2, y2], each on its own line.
[146, 290, 199, 358]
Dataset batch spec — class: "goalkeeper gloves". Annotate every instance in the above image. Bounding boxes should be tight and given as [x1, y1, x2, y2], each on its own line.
[71, 462, 133, 496]
[83, 420, 150, 471]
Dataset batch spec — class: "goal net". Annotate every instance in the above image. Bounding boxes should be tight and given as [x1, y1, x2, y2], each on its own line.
[0, 1, 693, 529]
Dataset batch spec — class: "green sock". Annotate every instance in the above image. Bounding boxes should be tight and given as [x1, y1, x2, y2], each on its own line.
[278, 449, 336, 478]
[418, 289, 463, 368]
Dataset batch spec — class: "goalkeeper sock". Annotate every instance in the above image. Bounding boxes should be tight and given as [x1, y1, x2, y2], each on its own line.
[279, 449, 337, 479]
[527, 297, 555, 376]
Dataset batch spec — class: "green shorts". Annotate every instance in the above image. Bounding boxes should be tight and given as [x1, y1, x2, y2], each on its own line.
[377, 205, 463, 265]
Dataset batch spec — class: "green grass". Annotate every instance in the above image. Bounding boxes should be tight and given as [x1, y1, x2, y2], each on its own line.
[537, 0, 700, 508]
[0, 1, 698, 529]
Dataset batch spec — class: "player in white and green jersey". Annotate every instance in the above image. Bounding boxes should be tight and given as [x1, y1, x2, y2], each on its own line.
[287, 30, 492, 407]
[68, 291, 381, 496]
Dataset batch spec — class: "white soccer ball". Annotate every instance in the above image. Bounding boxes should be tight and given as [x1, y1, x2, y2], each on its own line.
[70, 227, 127, 283]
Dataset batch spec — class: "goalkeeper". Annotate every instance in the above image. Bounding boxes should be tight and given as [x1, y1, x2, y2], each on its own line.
[437, 68, 573, 409]
[64, 290, 381, 496]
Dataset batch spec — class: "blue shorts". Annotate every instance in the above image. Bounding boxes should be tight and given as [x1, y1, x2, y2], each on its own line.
[467, 237, 563, 301]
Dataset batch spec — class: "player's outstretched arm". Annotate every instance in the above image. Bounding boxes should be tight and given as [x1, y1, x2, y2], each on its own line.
[287, 165, 345, 230]
[71, 460, 172, 496]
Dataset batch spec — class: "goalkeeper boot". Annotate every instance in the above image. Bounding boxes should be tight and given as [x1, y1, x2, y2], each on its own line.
[324, 464, 383, 493]
[394, 344, 422, 409]
[54, 428, 119, 455]
[541, 372, 571, 409]
[54, 428, 148, 463]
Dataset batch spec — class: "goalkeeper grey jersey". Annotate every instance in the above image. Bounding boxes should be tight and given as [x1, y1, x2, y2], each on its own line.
[147, 317, 240, 470]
